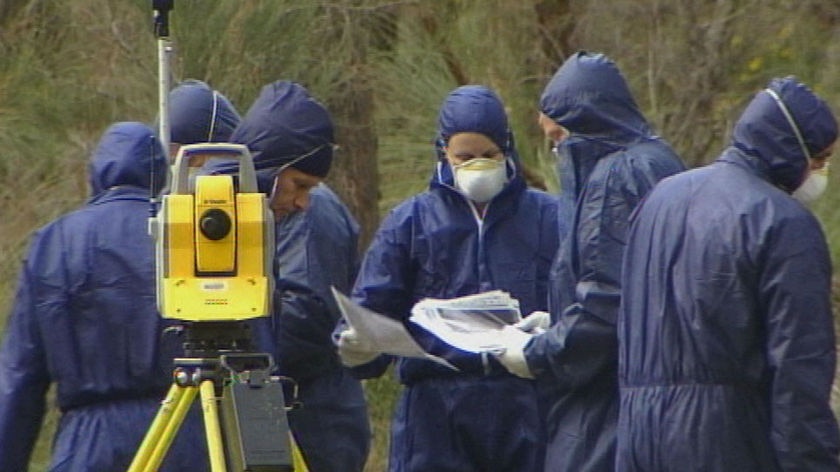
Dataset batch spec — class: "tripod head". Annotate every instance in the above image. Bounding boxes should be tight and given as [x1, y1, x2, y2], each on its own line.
[170, 321, 280, 394]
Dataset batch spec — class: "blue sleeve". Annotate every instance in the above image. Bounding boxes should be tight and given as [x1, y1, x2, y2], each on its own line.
[762, 215, 840, 471]
[353, 209, 415, 320]
[347, 209, 416, 379]
[0, 242, 51, 471]
[526, 156, 656, 388]
[271, 208, 349, 380]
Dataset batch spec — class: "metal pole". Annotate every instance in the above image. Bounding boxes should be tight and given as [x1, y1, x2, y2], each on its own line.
[153, 0, 174, 159]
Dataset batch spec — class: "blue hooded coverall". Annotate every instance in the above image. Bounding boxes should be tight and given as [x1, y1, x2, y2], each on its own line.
[168, 79, 241, 146]
[351, 85, 561, 472]
[617, 77, 840, 471]
[523, 52, 686, 472]
[0, 122, 206, 471]
[209, 81, 371, 472]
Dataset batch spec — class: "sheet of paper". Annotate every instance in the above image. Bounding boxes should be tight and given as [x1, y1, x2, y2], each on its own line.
[409, 310, 505, 354]
[408, 291, 521, 354]
[331, 287, 457, 370]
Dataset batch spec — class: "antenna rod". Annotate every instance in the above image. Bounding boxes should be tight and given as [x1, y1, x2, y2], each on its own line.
[153, 0, 174, 159]
[150, 0, 174, 217]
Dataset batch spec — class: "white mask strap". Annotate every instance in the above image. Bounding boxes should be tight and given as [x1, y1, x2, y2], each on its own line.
[765, 88, 811, 160]
[281, 143, 329, 171]
[207, 90, 219, 142]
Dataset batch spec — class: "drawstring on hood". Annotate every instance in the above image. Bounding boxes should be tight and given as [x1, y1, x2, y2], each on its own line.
[730, 76, 837, 192]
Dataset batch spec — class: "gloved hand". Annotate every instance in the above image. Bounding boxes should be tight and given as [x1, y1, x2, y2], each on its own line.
[336, 328, 380, 367]
[514, 310, 551, 334]
[492, 325, 535, 379]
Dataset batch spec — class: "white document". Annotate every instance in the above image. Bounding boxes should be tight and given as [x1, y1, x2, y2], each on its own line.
[331, 287, 457, 370]
[408, 290, 521, 354]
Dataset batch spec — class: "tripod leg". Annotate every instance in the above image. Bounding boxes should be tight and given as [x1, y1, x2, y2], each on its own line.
[291, 433, 310, 472]
[129, 383, 198, 472]
[148, 384, 199, 468]
[200, 379, 228, 472]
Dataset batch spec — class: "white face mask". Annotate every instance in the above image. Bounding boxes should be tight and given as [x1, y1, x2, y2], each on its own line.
[452, 158, 507, 203]
[792, 166, 828, 203]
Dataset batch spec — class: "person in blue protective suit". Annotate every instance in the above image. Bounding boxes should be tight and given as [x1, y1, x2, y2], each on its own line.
[0, 122, 206, 471]
[489, 51, 686, 472]
[204, 80, 370, 472]
[165, 79, 242, 193]
[336, 85, 561, 472]
[168, 78, 241, 157]
[617, 77, 840, 472]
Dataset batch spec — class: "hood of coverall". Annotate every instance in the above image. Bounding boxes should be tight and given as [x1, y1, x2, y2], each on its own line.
[169, 79, 241, 145]
[729, 76, 837, 192]
[88, 121, 167, 197]
[538, 51, 654, 197]
[208, 80, 334, 193]
[431, 84, 523, 191]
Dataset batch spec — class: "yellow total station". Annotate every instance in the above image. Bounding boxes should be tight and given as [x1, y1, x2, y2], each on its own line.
[153, 143, 274, 322]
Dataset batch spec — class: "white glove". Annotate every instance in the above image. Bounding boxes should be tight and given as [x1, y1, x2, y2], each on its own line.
[514, 310, 551, 334]
[337, 328, 379, 367]
[493, 325, 535, 379]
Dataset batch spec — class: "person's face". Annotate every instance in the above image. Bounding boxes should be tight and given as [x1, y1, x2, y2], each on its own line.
[801, 140, 836, 181]
[538, 112, 569, 144]
[269, 167, 322, 220]
[811, 141, 835, 170]
[444, 132, 504, 166]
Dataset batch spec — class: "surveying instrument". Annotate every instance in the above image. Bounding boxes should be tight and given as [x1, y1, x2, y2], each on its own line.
[129, 2, 308, 471]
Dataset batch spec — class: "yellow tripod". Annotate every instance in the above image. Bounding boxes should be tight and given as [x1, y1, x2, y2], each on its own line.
[128, 323, 309, 472]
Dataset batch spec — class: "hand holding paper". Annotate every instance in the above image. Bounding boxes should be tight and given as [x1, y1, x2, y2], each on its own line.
[332, 287, 540, 374]
[514, 310, 551, 334]
[492, 325, 535, 379]
[330, 287, 457, 370]
[336, 328, 380, 367]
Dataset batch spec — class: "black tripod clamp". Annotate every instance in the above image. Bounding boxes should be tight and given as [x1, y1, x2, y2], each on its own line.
[152, 0, 174, 39]
[221, 354, 304, 412]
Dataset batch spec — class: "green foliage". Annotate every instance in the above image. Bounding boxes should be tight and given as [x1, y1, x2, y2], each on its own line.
[372, 10, 456, 211]
[361, 370, 401, 471]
